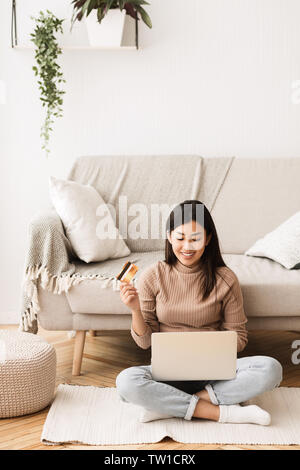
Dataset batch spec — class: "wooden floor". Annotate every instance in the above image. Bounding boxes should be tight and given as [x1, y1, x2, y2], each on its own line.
[1, 324, 300, 450]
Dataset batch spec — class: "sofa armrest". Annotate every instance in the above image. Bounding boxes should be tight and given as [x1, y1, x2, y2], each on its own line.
[20, 206, 77, 333]
[25, 206, 76, 267]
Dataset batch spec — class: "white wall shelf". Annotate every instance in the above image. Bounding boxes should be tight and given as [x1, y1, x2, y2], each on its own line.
[14, 45, 138, 51]
[11, 0, 139, 50]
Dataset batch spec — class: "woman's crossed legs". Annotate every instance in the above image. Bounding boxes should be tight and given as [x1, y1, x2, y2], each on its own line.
[116, 355, 283, 424]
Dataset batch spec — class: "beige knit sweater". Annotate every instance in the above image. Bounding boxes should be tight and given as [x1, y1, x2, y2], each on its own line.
[131, 259, 248, 353]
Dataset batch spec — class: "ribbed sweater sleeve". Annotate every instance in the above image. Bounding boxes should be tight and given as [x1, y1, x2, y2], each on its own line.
[130, 266, 159, 350]
[220, 271, 248, 353]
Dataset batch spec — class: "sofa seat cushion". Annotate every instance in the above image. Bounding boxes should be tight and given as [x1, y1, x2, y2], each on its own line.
[66, 251, 164, 314]
[222, 254, 300, 317]
[66, 252, 300, 318]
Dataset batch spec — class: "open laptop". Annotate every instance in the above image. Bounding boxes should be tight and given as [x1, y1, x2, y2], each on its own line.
[151, 331, 237, 381]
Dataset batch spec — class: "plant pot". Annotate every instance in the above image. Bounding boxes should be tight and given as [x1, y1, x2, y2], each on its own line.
[85, 9, 126, 47]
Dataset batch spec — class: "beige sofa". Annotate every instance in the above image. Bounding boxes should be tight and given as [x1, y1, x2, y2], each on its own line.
[36, 156, 300, 375]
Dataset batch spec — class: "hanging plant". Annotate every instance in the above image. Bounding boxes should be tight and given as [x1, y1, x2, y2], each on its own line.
[30, 10, 66, 157]
[71, 0, 152, 30]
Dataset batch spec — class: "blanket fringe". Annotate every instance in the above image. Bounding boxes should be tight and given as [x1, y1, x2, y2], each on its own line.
[20, 264, 137, 333]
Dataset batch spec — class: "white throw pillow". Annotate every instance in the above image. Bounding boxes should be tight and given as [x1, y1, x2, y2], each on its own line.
[245, 211, 300, 269]
[49, 176, 130, 263]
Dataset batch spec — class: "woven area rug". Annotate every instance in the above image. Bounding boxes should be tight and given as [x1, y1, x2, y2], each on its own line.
[41, 384, 300, 446]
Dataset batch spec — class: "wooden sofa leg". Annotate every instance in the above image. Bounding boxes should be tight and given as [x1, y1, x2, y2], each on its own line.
[72, 331, 86, 376]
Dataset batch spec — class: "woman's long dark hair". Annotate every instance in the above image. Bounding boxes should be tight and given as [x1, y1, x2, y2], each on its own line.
[164, 200, 227, 300]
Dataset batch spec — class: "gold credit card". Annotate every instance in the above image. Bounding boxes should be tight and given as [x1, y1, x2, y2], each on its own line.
[116, 261, 138, 283]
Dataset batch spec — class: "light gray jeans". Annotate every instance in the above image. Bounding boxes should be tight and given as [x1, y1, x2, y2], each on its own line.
[115, 355, 283, 420]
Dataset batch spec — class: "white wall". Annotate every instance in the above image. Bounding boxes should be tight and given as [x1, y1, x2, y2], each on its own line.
[1, 0, 300, 323]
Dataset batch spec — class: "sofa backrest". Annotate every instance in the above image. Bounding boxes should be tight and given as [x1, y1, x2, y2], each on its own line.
[212, 157, 300, 253]
[68, 155, 300, 254]
[68, 155, 203, 252]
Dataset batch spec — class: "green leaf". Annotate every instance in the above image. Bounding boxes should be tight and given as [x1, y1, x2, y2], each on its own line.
[97, 7, 105, 23]
[87, 0, 98, 15]
[81, 1, 92, 17]
[104, 0, 115, 16]
[136, 5, 152, 28]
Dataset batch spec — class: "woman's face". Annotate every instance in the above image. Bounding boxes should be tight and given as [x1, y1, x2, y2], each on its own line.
[167, 220, 212, 267]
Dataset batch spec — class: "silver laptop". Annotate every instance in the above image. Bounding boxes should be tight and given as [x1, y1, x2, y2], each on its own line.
[151, 331, 237, 381]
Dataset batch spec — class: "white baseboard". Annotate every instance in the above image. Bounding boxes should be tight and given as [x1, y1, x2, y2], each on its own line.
[0, 312, 19, 325]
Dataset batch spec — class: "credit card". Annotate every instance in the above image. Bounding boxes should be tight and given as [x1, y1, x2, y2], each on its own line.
[116, 261, 138, 283]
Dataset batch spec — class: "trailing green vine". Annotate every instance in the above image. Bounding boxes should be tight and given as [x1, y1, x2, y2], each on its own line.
[30, 10, 66, 157]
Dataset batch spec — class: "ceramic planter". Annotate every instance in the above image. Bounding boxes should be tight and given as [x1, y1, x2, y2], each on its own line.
[85, 9, 126, 47]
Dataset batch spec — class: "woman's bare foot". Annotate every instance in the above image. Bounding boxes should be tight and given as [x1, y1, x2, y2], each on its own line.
[192, 398, 220, 421]
[195, 389, 211, 402]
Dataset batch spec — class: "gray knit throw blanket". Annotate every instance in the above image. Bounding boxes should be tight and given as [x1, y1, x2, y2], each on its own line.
[19, 156, 235, 334]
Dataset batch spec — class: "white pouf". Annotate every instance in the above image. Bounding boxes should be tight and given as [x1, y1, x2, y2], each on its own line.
[0, 330, 56, 418]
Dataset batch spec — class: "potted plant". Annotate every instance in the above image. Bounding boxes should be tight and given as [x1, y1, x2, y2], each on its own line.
[71, 0, 152, 47]
[30, 10, 66, 157]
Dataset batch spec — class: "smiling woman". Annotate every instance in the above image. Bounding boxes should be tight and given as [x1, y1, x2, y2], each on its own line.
[167, 221, 209, 261]
[116, 200, 283, 426]
[165, 200, 223, 300]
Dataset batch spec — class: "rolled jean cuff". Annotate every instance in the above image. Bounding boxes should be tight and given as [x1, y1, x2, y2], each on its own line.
[184, 394, 199, 421]
[205, 384, 219, 405]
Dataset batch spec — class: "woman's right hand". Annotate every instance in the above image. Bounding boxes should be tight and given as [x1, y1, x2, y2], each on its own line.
[119, 281, 141, 313]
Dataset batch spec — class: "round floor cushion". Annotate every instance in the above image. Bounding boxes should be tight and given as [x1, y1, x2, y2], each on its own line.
[0, 330, 56, 418]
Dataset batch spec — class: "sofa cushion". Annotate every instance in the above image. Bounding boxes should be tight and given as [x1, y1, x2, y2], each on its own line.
[245, 210, 300, 269]
[212, 157, 300, 253]
[67, 155, 233, 253]
[65, 252, 300, 318]
[66, 251, 164, 314]
[222, 254, 300, 317]
[68, 155, 203, 253]
[49, 176, 130, 263]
